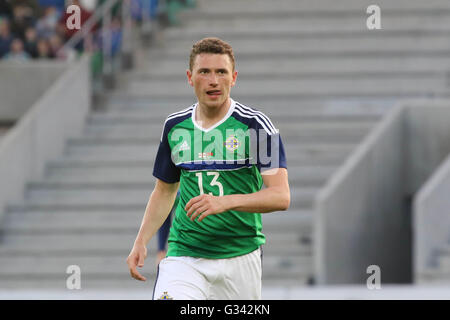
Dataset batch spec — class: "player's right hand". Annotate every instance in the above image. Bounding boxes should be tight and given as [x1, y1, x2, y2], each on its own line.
[126, 244, 147, 281]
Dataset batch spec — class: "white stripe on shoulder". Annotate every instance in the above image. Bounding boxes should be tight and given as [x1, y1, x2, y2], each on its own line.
[234, 108, 275, 135]
[235, 102, 278, 133]
[235, 105, 278, 135]
[160, 105, 195, 141]
[165, 105, 195, 123]
[235, 102, 274, 125]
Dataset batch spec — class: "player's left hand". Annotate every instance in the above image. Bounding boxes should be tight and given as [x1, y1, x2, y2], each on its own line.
[185, 194, 227, 222]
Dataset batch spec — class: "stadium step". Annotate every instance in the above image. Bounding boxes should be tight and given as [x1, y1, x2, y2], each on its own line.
[79, 122, 375, 144]
[131, 56, 450, 78]
[110, 92, 447, 103]
[61, 142, 357, 165]
[0, 253, 312, 290]
[89, 108, 383, 122]
[155, 35, 450, 55]
[124, 77, 450, 97]
[1, 208, 312, 237]
[179, 13, 450, 33]
[162, 27, 450, 42]
[0, 233, 143, 255]
[39, 165, 336, 187]
[17, 185, 315, 210]
[190, 0, 450, 14]
[417, 268, 450, 284]
[84, 113, 378, 128]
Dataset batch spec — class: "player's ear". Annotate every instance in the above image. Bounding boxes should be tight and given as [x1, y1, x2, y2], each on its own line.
[186, 69, 194, 87]
[231, 70, 238, 87]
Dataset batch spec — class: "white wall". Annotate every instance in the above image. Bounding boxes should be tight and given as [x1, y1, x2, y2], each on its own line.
[315, 100, 450, 284]
[0, 61, 68, 122]
[0, 55, 91, 223]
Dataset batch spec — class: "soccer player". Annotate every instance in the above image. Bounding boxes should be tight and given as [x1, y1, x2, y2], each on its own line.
[126, 37, 290, 300]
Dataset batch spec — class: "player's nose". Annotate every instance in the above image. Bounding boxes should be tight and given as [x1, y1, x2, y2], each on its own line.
[208, 73, 219, 85]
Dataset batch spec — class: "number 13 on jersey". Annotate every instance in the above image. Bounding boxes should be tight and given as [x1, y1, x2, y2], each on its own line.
[195, 172, 224, 196]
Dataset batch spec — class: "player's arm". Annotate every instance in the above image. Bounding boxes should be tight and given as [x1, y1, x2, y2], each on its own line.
[185, 168, 290, 222]
[126, 179, 179, 281]
[229, 167, 290, 212]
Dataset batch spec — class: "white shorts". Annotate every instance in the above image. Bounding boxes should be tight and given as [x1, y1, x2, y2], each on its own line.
[152, 247, 262, 300]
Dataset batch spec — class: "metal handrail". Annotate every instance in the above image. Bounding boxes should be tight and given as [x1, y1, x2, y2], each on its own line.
[57, 0, 192, 88]
[58, 0, 146, 89]
[60, 0, 121, 53]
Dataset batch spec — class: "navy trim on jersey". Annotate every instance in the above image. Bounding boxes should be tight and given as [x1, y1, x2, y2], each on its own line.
[238, 103, 277, 133]
[231, 106, 287, 171]
[235, 102, 278, 135]
[178, 161, 253, 171]
[165, 105, 194, 122]
[160, 106, 194, 142]
[153, 108, 193, 183]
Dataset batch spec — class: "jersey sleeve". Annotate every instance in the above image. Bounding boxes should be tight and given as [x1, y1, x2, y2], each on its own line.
[152, 121, 181, 183]
[257, 130, 287, 173]
[247, 113, 287, 173]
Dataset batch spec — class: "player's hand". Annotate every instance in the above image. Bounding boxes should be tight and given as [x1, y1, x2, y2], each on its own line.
[126, 243, 147, 281]
[185, 194, 227, 222]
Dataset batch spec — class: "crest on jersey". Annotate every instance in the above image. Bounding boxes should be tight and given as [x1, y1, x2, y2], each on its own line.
[224, 135, 240, 151]
[158, 291, 173, 300]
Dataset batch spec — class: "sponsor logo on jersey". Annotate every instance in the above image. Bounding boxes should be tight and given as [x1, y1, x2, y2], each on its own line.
[224, 135, 240, 151]
[178, 140, 190, 151]
[198, 152, 214, 159]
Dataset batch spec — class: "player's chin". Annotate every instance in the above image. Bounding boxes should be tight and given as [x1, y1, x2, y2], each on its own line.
[202, 96, 224, 108]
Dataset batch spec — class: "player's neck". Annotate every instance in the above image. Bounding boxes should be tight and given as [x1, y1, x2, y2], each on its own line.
[196, 98, 231, 130]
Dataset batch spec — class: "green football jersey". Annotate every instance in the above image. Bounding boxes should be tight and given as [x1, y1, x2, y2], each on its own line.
[153, 98, 287, 259]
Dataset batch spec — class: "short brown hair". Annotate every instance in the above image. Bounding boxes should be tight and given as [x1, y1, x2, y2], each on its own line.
[189, 37, 235, 71]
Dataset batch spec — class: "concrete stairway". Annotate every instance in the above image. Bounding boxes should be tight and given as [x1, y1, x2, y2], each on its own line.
[1, 0, 450, 291]
[419, 245, 450, 284]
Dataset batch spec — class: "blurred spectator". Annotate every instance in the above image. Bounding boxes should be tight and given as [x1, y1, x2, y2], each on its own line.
[11, 0, 42, 18]
[1, 0, 162, 61]
[48, 32, 61, 54]
[35, 5, 61, 38]
[0, 0, 13, 18]
[110, 16, 122, 56]
[3, 37, 30, 61]
[97, 15, 122, 57]
[24, 26, 38, 58]
[10, 5, 36, 39]
[49, 32, 76, 60]
[36, 37, 53, 59]
[1, 1, 97, 60]
[0, 17, 12, 58]
[131, 0, 159, 20]
[37, 0, 65, 12]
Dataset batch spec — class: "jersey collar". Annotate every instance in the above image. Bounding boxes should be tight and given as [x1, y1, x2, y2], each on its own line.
[192, 98, 236, 133]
